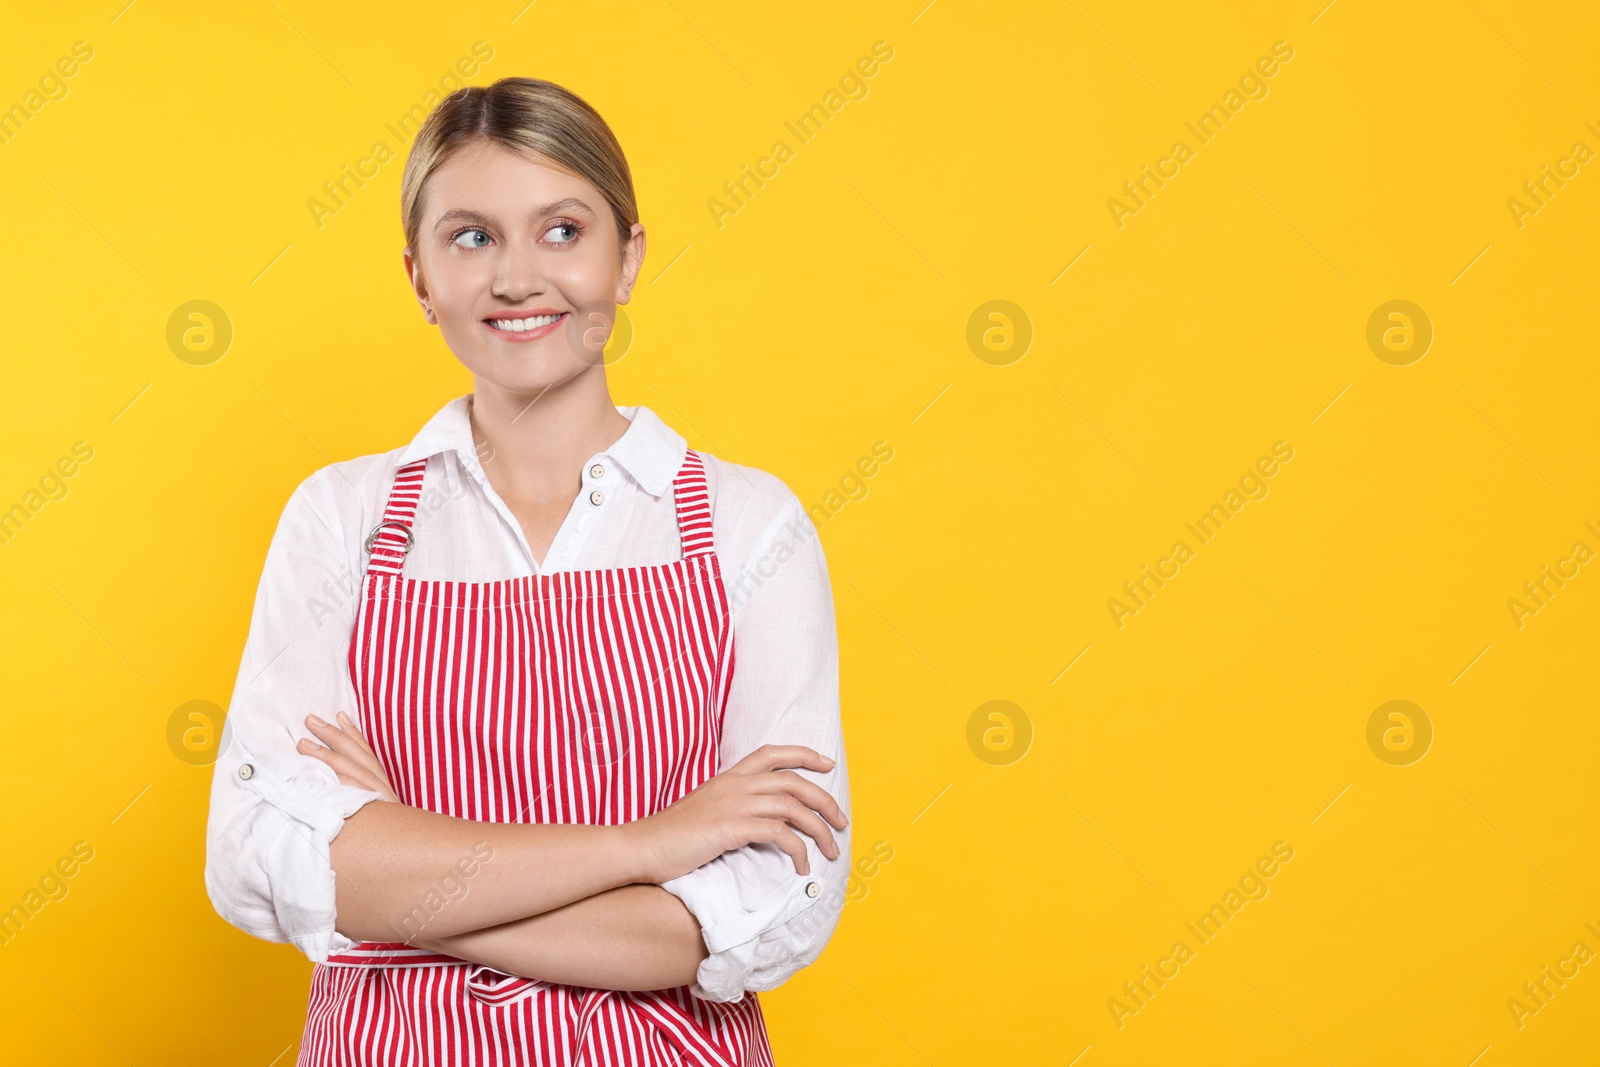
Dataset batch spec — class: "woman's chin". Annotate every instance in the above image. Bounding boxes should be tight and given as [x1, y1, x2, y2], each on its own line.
[471, 362, 587, 399]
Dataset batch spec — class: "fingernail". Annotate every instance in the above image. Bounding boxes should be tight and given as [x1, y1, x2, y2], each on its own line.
[308, 714, 327, 728]
[821, 756, 835, 768]
[337, 711, 351, 725]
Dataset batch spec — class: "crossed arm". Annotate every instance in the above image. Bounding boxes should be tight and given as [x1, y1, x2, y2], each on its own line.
[415, 884, 707, 992]
[306, 710, 844, 990]
[323, 788, 707, 990]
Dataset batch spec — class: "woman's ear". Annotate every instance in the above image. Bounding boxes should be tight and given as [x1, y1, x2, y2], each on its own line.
[617, 223, 646, 305]
[403, 247, 435, 323]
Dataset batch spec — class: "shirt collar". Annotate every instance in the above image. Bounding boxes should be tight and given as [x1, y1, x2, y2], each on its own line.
[396, 393, 687, 498]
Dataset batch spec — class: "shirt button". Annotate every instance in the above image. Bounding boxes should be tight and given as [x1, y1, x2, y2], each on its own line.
[589, 463, 605, 479]
[589, 490, 604, 506]
[238, 763, 255, 781]
[805, 881, 820, 898]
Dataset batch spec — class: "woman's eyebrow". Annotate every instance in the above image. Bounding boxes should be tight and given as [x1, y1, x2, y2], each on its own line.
[433, 198, 597, 232]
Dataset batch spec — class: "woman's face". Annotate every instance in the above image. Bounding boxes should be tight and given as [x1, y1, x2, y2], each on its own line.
[404, 139, 644, 396]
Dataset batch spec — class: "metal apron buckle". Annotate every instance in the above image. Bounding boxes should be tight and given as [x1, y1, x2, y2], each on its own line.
[364, 520, 415, 555]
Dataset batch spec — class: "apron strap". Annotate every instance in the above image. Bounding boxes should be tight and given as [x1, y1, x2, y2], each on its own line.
[674, 449, 716, 559]
[362, 457, 429, 579]
[366, 446, 715, 579]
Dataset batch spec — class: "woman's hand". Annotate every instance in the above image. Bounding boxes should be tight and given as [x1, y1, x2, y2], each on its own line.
[628, 744, 847, 884]
[299, 711, 402, 804]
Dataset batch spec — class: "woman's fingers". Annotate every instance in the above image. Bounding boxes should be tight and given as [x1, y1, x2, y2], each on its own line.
[305, 713, 365, 759]
[747, 793, 841, 860]
[736, 819, 812, 876]
[297, 738, 388, 794]
[307, 713, 384, 772]
[302, 713, 399, 802]
[753, 770, 849, 830]
[336, 711, 380, 757]
[731, 744, 836, 777]
[772, 828, 810, 876]
[718, 755, 850, 864]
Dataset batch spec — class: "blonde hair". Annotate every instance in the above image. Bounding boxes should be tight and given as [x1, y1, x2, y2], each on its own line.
[399, 77, 638, 254]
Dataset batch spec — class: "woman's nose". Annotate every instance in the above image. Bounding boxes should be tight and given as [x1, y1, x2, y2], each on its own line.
[491, 243, 549, 300]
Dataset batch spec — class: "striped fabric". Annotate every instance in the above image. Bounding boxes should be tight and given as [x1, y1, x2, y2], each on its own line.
[298, 449, 774, 1067]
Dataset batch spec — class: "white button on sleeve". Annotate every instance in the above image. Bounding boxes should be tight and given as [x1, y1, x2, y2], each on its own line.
[660, 493, 851, 1003]
[203, 470, 388, 964]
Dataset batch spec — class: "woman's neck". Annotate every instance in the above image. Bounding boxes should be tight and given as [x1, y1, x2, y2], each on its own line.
[466, 376, 632, 503]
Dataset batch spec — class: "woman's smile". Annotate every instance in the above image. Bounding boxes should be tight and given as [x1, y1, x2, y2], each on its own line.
[482, 309, 568, 342]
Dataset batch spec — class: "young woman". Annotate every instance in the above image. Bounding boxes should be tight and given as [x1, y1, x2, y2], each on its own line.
[204, 77, 851, 1066]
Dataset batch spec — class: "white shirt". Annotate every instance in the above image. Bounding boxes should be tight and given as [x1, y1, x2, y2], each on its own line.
[203, 394, 850, 1004]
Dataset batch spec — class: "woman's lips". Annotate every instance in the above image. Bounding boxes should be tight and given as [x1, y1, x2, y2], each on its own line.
[482, 312, 567, 341]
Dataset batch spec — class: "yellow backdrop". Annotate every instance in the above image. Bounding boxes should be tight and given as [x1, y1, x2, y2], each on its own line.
[2, 1, 1597, 1063]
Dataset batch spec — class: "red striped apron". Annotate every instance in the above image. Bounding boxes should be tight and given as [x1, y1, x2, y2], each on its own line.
[298, 448, 776, 1067]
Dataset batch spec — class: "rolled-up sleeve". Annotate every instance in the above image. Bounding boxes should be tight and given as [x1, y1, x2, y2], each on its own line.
[660, 494, 852, 1003]
[204, 469, 387, 962]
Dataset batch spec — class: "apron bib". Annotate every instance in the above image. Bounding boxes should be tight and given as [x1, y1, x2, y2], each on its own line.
[297, 448, 773, 1067]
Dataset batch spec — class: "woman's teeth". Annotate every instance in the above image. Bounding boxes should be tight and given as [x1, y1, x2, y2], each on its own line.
[488, 314, 563, 331]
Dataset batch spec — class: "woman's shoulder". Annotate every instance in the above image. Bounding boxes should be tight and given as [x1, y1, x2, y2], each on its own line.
[697, 451, 806, 525]
[248, 447, 418, 587]
[279, 446, 414, 534]
[695, 451, 822, 569]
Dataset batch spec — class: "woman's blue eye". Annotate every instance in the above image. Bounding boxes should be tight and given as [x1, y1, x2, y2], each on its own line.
[450, 221, 583, 250]
[543, 221, 580, 244]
